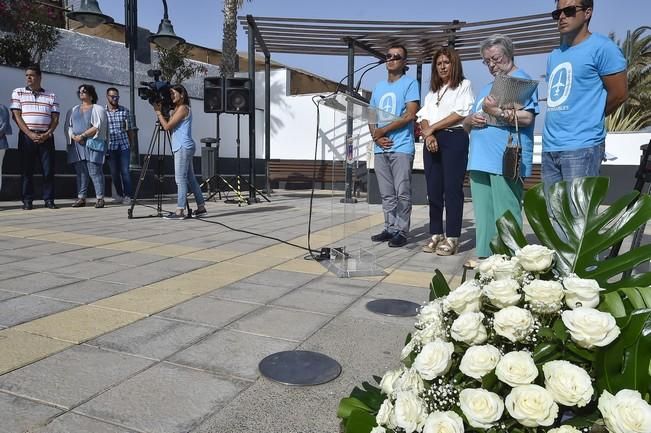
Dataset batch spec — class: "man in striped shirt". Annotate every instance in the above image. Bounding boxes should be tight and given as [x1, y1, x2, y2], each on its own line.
[105, 87, 133, 204]
[10, 64, 59, 210]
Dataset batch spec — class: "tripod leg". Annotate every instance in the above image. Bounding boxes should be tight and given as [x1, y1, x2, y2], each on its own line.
[128, 126, 160, 218]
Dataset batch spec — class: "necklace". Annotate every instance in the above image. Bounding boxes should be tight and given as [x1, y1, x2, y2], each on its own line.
[436, 85, 448, 106]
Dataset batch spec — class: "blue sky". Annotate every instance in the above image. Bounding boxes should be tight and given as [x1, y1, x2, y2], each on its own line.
[97, 0, 649, 99]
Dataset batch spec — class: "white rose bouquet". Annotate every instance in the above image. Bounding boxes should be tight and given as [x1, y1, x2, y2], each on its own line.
[338, 243, 651, 433]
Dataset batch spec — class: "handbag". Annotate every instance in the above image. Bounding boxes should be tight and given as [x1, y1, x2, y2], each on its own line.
[86, 137, 106, 153]
[501, 108, 522, 182]
[502, 132, 522, 181]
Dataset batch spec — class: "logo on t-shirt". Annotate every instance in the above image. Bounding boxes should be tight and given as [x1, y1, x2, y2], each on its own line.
[547, 62, 572, 108]
[378, 93, 397, 116]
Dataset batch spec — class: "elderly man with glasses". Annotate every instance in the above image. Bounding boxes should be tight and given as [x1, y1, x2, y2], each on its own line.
[542, 0, 628, 191]
[105, 87, 134, 204]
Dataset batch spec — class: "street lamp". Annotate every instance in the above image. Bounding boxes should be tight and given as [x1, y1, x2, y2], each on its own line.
[67, 0, 185, 170]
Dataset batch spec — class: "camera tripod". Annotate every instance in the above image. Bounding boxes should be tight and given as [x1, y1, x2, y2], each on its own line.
[127, 120, 191, 219]
[201, 114, 269, 206]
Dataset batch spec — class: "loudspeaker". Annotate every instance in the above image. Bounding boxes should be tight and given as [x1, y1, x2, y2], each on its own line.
[225, 77, 251, 114]
[204, 77, 223, 113]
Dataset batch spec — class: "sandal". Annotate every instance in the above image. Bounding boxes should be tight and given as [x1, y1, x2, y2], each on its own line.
[436, 237, 459, 256]
[422, 234, 445, 253]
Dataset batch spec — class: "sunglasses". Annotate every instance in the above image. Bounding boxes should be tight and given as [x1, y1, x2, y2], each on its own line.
[108, 95, 120, 100]
[551, 5, 587, 20]
[77, 89, 88, 95]
[385, 53, 404, 61]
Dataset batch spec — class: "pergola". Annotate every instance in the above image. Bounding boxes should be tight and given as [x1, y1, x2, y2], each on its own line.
[238, 14, 559, 200]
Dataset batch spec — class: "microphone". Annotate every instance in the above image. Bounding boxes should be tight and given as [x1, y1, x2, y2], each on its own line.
[354, 60, 386, 95]
[332, 58, 385, 96]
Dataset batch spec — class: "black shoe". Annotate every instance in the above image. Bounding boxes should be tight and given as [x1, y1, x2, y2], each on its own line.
[371, 230, 393, 242]
[388, 234, 408, 248]
[44, 201, 58, 209]
[22, 202, 33, 210]
[194, 207, 208, 218]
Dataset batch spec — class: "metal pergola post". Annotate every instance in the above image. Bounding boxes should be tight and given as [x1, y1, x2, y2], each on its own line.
[248, 20, 256, 201]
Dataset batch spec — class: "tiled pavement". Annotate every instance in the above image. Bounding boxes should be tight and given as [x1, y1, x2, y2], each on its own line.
[0, 191, 505, 432]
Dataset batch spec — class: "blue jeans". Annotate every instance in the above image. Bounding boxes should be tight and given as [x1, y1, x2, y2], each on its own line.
[174, 147, 205, 209]
[542, 143, 605, 192]
[374, 152, 414, 237]
[107, 148, 132, 197]
[74, 160, 104, 198]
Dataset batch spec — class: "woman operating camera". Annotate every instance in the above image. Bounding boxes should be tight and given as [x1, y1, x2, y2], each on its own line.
[153, 84, 206, 220]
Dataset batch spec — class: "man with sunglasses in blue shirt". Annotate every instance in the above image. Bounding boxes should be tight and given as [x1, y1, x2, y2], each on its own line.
[542, 0, 627, 191]
[369, 45, 420, 248]
[105, 87, 134, 204]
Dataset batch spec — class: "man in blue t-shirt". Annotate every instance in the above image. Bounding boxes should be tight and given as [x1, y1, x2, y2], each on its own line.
[369, 45, 420, 248]
[542, 0, 627, 190]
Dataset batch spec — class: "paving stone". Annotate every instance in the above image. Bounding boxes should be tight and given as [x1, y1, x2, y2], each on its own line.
[0, 254, 25, 265]
[271, 287, 359, 315]
[30, 412, 138, 433]
[205, 281, 293, 304]
[0, 237, 48, 250]
[87, 316, 214, 360]
[5, 255, 85, 273]
[0, 329, 72, 376]
[47, 261, 128, 280]
[227, 306, 332, 342]
[0, 290, 21, 302]
[0, 345, 153, 409]
[143, 257, 209, 274]
[0, 296, 77, 327]
[59, 248, 125, 261]
[98, 251, 166, 267]
[366, 281, 431, 304]
[157, 297, 260, 328]
[302, 274, 378, 295]
[0, 273, 81, 294]
[239, 269, 318, 288]
[0, 268, 31, 281]
[94, 267, 172, 286]
[168, 329, 296, 380]
[9, 242, 85, 257]
[75, 363, 248, 433]
[0, 392, 62, 433]
[35, 280, 133, 304]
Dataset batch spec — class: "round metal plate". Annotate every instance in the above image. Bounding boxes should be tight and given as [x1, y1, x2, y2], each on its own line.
[366, 299, 420, 317]
[258, 350, 342, 386]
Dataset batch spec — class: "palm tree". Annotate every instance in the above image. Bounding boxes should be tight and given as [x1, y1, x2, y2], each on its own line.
[610, 26, 651, 130]
[221, 0, 247, 78]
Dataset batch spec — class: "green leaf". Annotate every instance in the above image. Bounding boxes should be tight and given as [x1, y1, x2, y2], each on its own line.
[553, 318, 569, 342]
[481, 372, 498, 389]
[337, 397, 373, 419]
[491, 210, 528, 254]
[600, 292, 628, 318]
[533, 342, 561, 363]
[566, 341, 596, 362]
[429, 270, 450, 300]
[495, 177, 651, 290]
[344, 410, 376, 433]
[595, 308, 651, 395]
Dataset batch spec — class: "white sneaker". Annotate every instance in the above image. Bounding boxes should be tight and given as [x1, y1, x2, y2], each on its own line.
[111, 195, 123, 204]
[122, 196, 132, 204]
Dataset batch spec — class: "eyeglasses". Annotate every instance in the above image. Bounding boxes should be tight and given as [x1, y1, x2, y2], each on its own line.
[551, 5, 586, 20]
[385, 53, 403, 61]
[108, 95, 120, 100]
[482, 54, 504, 66]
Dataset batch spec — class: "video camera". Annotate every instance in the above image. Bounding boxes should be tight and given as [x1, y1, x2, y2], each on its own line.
[138, 69, 172, 117]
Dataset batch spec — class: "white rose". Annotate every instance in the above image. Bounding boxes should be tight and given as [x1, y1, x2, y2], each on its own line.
[394, 391, 427, 433]
[401, 340, 415, 361]
[548, 426, 582, 433]
[561, 307, 620, 349]
[370, 427, 387, 433]
[451, 312, 487, 345]
[445, 280, 482, 314]
[493, 306, 534, 342]
[460, 344, 501, 379]
[483, 278, 521, 308]
[413, 339, 455, 380]
[493, 256, 522, 280]
[396, 368, 425, 394]
[379, 368, 403, 395]
[543, 360, 593, 407]
[413, 320, 446, 346]
[422, 411, 464, 433]
[563, 277, 602, 309]
[516, 244, 555, 272]
[495, 351, 539, 387]
[459, 388, 505, 429]
[523, 279, 565, 312]
[598, 389, 651, 433]
[478, 254, 508, 279]
[376, 398, 394, 427]
[418, 300, 445, 325]
[505, 384, 559, 427]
